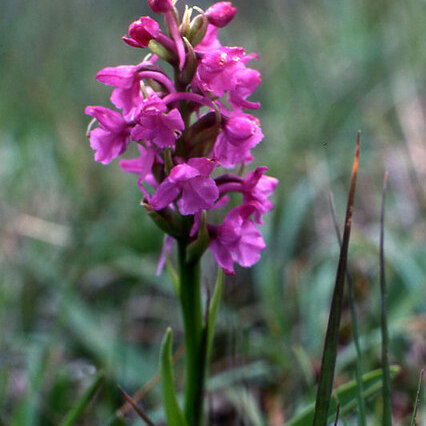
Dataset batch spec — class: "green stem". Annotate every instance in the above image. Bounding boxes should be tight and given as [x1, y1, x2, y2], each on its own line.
[177, 239, 204, 426]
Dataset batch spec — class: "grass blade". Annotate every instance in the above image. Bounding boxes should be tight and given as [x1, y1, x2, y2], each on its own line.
[59, 371, 105, 426]
[313, 132, 360, 426]
[116, 344, 184, 418]
[118, 385, 155, 426]
[224, 386, 266, 426]
[159, 328, 187, 426]
[334, 402, 340, 426]
[380, 172, 392, 426]
[288, 366, 400, 426]
[410, 368, 424, 426]
[329, 192, 366, 426]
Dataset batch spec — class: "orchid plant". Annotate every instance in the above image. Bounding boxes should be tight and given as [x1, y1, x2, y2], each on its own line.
[85, 1, 277, 424]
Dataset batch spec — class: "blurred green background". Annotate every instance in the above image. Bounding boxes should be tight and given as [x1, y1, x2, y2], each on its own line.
[1, 0, 424, 424]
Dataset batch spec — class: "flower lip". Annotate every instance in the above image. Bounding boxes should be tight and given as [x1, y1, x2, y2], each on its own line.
[130, 95, 184, 148]
[206, 2, 237, 28]
[85, 105, 126, 131]
[85, 106, 131, 164]
[150, 159, 219, 215]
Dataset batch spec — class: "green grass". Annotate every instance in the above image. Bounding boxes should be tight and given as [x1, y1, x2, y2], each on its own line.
[1, 0, 425, 424]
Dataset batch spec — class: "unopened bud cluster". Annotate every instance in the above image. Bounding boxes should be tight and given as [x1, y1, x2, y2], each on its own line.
[86, 1, 277, 274]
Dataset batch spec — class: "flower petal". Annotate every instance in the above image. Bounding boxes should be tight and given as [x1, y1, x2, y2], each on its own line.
[150, 180, 181, 210]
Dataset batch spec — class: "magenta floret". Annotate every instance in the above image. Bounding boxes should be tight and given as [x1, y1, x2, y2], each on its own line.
[85, 106, 130, 164]
[123, 17, 160, 48]
[209, 204, 266, 275]
[206, 2, 237, 28]
[148, 0, 173, 13]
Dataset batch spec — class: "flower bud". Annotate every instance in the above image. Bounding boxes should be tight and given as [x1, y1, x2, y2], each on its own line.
[225, 115, 258, 144]
[179, 37, 198, 86]
[148, 0, 173, 13]
[180, 5, 192, 38]
[205, 2, 236, 28]
[123, 17, 159, 48]
[148, 40, 176, 64]
[187, 13, 208, 47]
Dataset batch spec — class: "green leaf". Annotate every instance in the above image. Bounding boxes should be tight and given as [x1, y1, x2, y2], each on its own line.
[287, 366, 400, 426]
[159, 328, 187, 426]
[59, 371, 105, 426]
[147, 361, 272, 422]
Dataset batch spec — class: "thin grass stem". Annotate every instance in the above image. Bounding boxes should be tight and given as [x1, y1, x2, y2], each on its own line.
[409, 368, 424, 426]
[328, 192, 366, 426]
[313, 132, 360, 426]
[118, 385, 155, 426]
[334, 402, 341, 426]
[117, 345, 184, 417]
[380, 172, 392, 426]
[59, 372, 105, 426]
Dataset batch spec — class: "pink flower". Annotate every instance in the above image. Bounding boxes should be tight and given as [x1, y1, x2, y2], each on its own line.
[195, 47, 260, 103]
[85, 0, 277, 270]
[229, 66, 261, 110]
[209, 204, 266, 274]
[122, 16, 159, 48]
[96, 65, 142, 116]
[241, 167, 278, 223]
[131, 95, 184, 148]
[85, 106, 130, 164]
[213, 114, 263, 168]
[206, 2, 237, 28]
[148, 0, 173, 13]
[196, 47, 246, 97]
[150, 158, 219, 215]
[216, 167, 278, 223]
